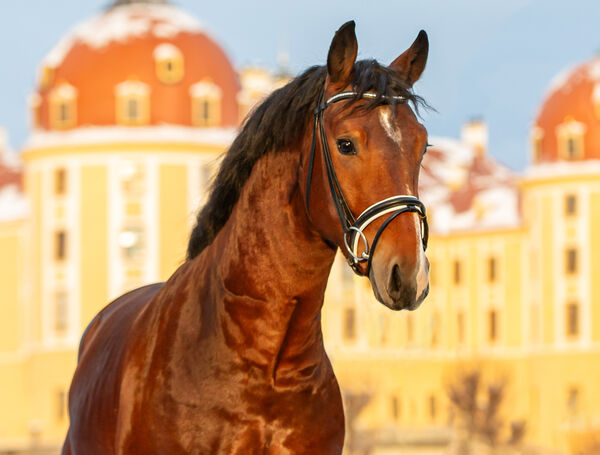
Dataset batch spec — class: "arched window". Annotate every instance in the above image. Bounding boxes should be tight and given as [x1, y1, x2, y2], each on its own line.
[115, 80, 150, 126]
[190, 80, 222, 127]
[153, 43, 184, 84]
[556, 118, 586, 160]
[49, 82, 77, 130]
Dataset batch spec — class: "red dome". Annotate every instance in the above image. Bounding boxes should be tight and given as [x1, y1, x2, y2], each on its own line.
[34, 2, 240, 130]
[534, 57, 600, 163]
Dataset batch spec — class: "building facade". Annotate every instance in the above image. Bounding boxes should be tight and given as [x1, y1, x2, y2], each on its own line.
[0, 1, 599, 454]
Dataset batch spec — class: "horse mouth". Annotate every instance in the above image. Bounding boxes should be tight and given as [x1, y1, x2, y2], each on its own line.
[369, 268, 429, 311]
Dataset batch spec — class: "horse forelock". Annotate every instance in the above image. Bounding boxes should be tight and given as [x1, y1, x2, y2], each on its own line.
[186, 60, 427, 260]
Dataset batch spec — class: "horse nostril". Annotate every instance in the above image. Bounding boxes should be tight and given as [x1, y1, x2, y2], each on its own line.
[388, 263, 402, 298]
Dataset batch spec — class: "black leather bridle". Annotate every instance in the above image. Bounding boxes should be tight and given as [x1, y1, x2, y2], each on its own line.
[305, 88, 429, 276]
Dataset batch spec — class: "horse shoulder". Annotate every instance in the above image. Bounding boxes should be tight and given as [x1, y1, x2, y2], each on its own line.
[67, 283, 164, 454]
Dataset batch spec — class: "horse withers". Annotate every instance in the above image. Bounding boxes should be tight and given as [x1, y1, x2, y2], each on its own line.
[63, 21, 430, 454]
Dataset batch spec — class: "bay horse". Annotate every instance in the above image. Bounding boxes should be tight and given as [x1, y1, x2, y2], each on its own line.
[63, 21, 430, 454]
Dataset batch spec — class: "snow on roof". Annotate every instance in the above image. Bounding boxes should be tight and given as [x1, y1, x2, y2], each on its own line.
[542, 57, 600, 101]
[523, 159, 600, 180]
[0, 184, 27, 223]
[419, 136, 521, 234]
[0, 129, 26, 222]
[43, 4, 204, 68]
[25, 125, 237, 149]
[545, 64, 578, 96]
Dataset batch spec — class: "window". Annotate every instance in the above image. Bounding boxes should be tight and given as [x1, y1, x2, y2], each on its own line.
[55, 168, 66, 195]
[39, 65, 54, 91]
[154, 43, 184, 84]
[488, 257, 497, 282]
[190, 81, 222, 127]
[55, 291, 68, 333]
[567, 387, 579, 415]
[488, 309, 497, 342]
[453, 260, 461, 284]
[56, 389, 67, 421]
[428, 395, 437, 421]
[118, 227, 144, 261]
[115, 80, 150, 126]
[391, 395, 400, 421]
[457, 311, 465, 345]
[566, 302, 579, 337]
[120, 161, 145, 195]
[343, 307, 356, 341]
[565, 195, 577, 216]
[49, 82, 77, 130]
[556, 119, 586, 161]
[566, 248, 578, 274]
[55, 230, 67, 261]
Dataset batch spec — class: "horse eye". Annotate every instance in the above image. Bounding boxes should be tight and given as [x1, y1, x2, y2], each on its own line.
[336, 139, 356, 156]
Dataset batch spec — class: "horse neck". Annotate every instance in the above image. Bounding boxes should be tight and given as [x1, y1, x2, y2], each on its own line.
[203, 149, 336, 384]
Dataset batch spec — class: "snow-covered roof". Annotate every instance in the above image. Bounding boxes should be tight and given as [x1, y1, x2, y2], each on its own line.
[0, 131, 26, 222]
[419, 136, 520, 234]
[25, 125, 237, 149]
[42, 3, 204, 68]
[523, 160, 600, 181]
[0, 185, 27, 223]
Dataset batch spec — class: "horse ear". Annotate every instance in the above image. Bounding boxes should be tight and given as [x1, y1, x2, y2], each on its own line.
[327, 21, 358, 86]
[389, 30, 429, 87]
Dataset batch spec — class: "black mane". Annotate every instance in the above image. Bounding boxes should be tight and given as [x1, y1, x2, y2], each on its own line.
[186, 60, 425, 259]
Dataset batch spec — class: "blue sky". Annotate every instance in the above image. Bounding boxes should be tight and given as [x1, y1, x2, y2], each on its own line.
[1, 0, 599, 170]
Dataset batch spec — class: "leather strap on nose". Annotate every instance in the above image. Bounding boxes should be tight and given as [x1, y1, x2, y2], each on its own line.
[357, 199, 429, 276]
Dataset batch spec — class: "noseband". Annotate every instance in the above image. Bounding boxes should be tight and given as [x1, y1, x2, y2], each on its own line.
[305, 89, 429, 276]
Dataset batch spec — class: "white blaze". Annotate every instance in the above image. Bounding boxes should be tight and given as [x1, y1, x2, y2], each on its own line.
[414, 215, 429, 298]
[379, 108, 403, 145]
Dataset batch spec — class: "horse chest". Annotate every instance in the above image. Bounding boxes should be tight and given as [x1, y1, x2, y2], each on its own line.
[121, 373, 344, 454]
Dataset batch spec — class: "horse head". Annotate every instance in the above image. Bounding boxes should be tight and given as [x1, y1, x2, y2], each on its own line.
[302, 21, 430, 311]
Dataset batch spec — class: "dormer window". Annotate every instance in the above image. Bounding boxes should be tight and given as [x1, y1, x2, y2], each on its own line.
[190, 81, 222, 127]
[531, 127, 544, 163]
[153, 43, 184, 84]
[30, 93, 42, 130]
[49, 82, 77, 130]
[39, 65, 54, 91]
[115, 80, 150, 126]
[556, 118, 585, 160]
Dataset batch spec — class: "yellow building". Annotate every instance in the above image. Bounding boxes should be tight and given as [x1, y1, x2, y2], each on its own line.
[0, 0, 284, 452]
[1, 1, 599, 454]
